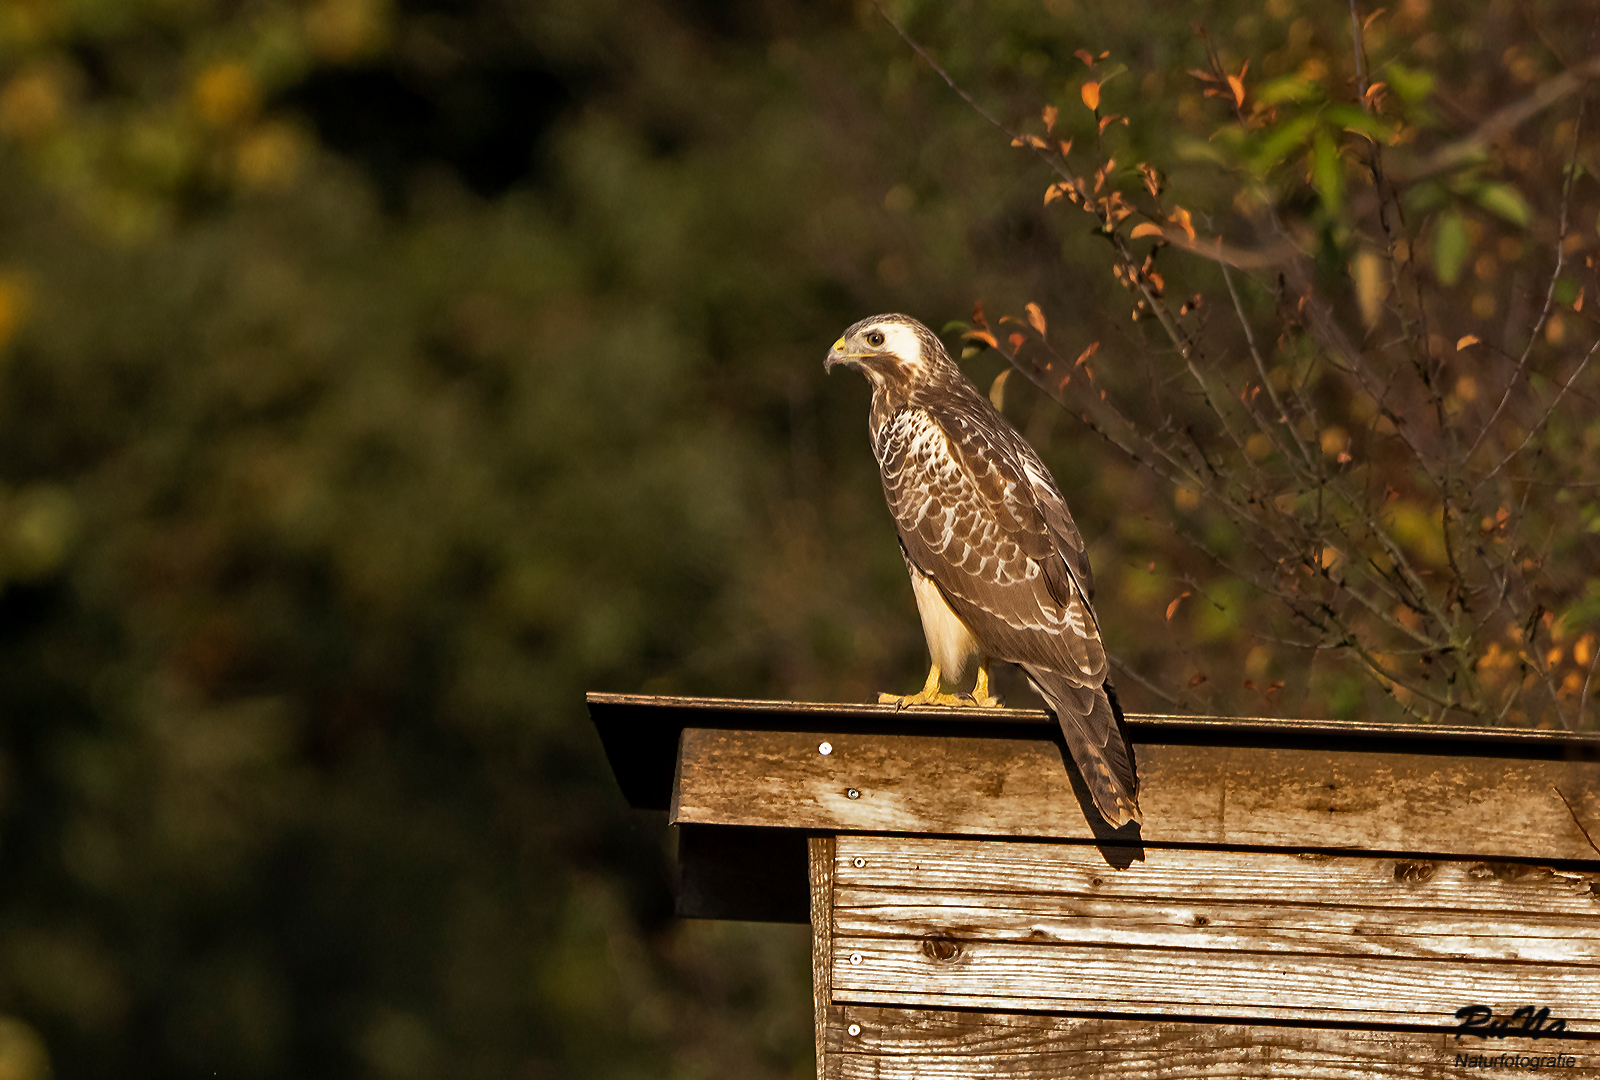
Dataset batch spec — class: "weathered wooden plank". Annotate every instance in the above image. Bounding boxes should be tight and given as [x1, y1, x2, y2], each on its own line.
[809, 836, 838, 1080]
[835, 892, 1600, 963]
[832, 837, 1600, 918]
[823, 1006, 1600, 1079]
[671, 728, 1600, 860]
[590, 692, 1600, 750]
[830, 935, 1600, 1026]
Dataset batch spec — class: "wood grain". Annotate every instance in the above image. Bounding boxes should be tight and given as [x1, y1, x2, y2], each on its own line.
[809, 836, 838, 1080]
[823, 1006, 1600, 1079]
[672, 728, 1600, 860]
[830, 936, 1600, 1025]
[833, 836, 1600, 921]
[822, 837, 1600, 1027]
[834, 892, 1600, 963]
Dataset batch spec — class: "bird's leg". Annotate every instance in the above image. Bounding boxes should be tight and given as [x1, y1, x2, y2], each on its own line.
[877, 664, 967, 707]
[966, 656, 1003, 708]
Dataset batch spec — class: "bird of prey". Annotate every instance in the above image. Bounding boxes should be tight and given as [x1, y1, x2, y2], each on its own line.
[825, 313, 1141, 827]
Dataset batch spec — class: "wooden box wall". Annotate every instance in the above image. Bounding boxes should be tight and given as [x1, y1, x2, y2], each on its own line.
[588, 693, 1600, 1079]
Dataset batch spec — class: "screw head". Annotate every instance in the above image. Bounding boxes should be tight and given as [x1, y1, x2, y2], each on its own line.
[846, 788, 860, 799]
[847, 1023, 862, 1037]
[852, 856, 866, 868]
[818, 741, 833, 756]
[849, 952, 862, 965]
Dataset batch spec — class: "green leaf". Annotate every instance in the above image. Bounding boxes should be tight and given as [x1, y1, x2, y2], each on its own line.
[1174, 135, 1229, 164]
[1256, 74, 1320, 105]
[1471, 183, 1531, 227]
[1323, 104, 1395, 141]
[1311, 127, 1343, 214]
[1554, 277, 1579, 306]
[1385, 63, 1435, 105]
[1434, 211, 1469, 285]
[1249, 114, 1318, 175]
[1402, 180, 1450, 215]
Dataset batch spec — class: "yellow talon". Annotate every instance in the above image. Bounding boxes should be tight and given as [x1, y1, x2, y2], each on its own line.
[879, 661, 1002, 708]
[877, 664, 968, 707]
[967, 657, 1003, 708]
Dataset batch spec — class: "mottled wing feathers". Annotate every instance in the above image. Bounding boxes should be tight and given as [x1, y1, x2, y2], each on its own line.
[1017, 448, 1097, 601]
[875, 399, 1141, 826]
[876, 405, 1104, 682]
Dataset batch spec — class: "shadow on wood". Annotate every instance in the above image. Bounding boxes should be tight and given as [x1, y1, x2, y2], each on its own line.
[588, 693, 1600, 1079]
[1049, 736, 1145, 867]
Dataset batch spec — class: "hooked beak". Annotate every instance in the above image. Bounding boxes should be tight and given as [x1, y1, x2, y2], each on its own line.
[824, 338, 861, 373]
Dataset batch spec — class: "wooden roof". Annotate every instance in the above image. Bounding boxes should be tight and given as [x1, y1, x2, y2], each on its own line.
[588, 692, 1600, 812]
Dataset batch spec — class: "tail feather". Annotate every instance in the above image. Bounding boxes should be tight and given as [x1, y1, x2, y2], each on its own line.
[1023, 665, 1142, 827]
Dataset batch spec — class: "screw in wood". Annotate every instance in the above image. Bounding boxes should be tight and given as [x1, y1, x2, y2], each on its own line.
[852, 857, 866, 867]
[847, 1024, 862, 1037]
[849, 953, 862, 965]
[818, 741, 832, 755]
[846, 788, 860, 799]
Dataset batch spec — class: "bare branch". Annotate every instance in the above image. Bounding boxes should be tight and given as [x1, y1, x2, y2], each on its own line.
[1392, 53, 1600, 182]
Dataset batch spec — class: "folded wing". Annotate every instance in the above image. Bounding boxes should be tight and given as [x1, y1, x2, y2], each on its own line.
[876, 401, 1141, 825]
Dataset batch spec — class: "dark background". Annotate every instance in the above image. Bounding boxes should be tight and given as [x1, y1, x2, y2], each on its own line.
[0, 0, 1593, 1075]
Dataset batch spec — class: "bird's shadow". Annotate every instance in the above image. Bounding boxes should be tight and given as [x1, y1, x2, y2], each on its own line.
[1051, 740, 1145, 869]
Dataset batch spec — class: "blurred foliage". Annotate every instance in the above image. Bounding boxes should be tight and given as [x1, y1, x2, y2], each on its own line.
[935, 0, 1600, 726]
[0, 0, 1594, 1075]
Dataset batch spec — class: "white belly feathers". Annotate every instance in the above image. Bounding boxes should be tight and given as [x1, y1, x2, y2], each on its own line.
[908, 561, 982, 683]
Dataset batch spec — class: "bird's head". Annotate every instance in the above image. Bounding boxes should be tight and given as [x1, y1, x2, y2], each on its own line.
[824, 314, 950, 392]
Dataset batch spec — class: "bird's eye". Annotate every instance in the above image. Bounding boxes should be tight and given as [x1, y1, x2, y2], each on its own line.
[865, 330, 886, 347]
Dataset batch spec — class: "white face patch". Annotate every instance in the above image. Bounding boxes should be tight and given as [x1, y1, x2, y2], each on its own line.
[864, 322, 928, 377]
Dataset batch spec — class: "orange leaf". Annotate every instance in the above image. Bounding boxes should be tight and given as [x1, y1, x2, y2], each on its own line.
[1007, 332, 1026, 351]
[1042, 104, 1058, 131]
[1025, 302, 1047, 336]
[1074, 341, 1100, 366]
[1081, 81, 1100, 111]
[1058, 138, 1074, 157]
[1575, 287, 1585, 312]
[1044, 182, 1069, 205]
[1168, 206, 1196, 241]
[1226, 74, 1245, 107]
[1074, 49, 1097, 67]
[1138, 162, 1161, 198]
[1166, 592, 1190, 620]
[1188, 671, 1208, 688]
[1010, 133, 1047, 149]
[963, 330, 998, 348]
[1455, 334, 1480, 350]
[1130, 222, 1165, 240]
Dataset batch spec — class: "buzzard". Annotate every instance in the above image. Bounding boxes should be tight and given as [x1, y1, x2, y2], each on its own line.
[825, 313, 1142, 827]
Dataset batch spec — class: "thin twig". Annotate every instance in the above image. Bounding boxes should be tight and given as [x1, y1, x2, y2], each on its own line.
[1482, 334, 1600, 481]
[1552, 786, 1600, 857]
[1393, 53, 1600, 182]
[1467, 97, 1586, 463]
